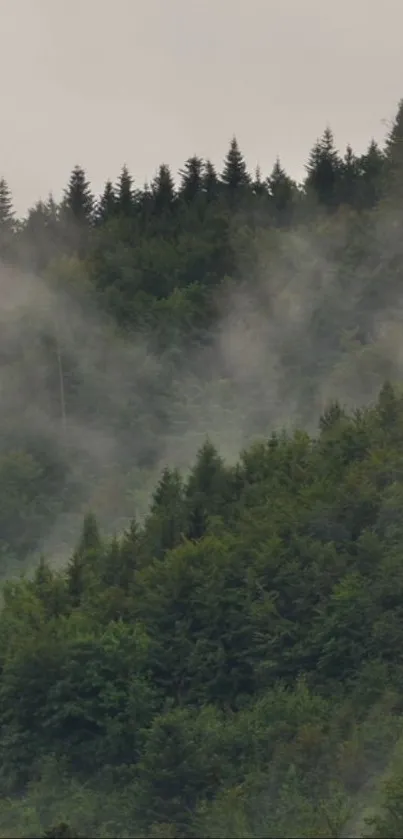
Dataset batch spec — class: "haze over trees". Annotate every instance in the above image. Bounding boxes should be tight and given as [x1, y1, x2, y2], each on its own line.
[0, 101, 403, 836]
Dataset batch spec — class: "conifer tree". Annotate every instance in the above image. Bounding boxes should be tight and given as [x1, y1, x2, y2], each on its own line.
[21, 194, 60, 270]
[220, 136, 250, 191]
[267, 158, 295, 222]
[62, 165, 94, 225]
[116, 164, 135, 217]
[0, 177, 14, 232]
[145, 467, 186, 557]
[202, 160, 220, 201]
[185, 439, 228, 541]
[76, 511, 101, 555]
[138, 180, 153, 222]
[339, 144, 360, 206]
[120, 518, 140, 568]
[152, 163, 176, 214]
[305, 126, 342, 208]
[385, 99, 403, 171]
[0, 177, 15, 257]
[179, 156, 204, 203]
[252, 165, 267, 197]
[383, 99, 403, 201]
[359, 139, 384, 208]
[96, 179, 116, 224]
[66, 511, 101, 606]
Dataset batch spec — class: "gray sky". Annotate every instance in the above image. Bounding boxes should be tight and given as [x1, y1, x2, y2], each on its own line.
[1, 0, 403, 215]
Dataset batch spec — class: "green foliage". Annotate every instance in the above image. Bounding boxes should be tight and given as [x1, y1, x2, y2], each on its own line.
[2, 98, 403, 837]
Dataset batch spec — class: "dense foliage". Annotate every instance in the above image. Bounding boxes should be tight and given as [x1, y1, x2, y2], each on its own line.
[1, 102, 403, 835]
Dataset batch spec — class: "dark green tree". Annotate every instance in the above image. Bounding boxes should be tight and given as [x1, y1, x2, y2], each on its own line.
[358, 138, 385, 208]
[179, 156, 204, 203]
[220, 136, 250, 192]
[385, 98, 403, 178]
[0, 177, 15, 256]
[252, 165, 267, 197]
[305, 126, 342, 208]
[0, 177, 14, 232]
[96, 178, 116, 224]
[339, 144, 360, 206]
[152, 163, 176, 215]
[267, 158, 295, 223]
[66, 512, 102, 606]
[202, 159, 220, 201]
[116, 164, 135, 217]
[185, 439, 230, 541]
[145, 466, 186, 558]
[62, 165, 94, 225]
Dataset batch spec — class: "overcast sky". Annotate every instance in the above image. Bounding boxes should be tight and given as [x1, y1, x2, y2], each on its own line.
[2, 0, 403, 214]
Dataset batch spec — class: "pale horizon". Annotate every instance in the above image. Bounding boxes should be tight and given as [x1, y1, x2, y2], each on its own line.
[1, 0, 402, 215]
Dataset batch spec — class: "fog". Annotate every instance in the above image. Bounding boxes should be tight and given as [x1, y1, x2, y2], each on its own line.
[0, 195, 402, 570]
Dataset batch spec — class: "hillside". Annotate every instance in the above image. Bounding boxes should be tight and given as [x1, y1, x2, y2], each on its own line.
[0, 103, 403, 835]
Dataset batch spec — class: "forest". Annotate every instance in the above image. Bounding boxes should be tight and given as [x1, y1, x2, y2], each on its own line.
[0, 100, 403, 836]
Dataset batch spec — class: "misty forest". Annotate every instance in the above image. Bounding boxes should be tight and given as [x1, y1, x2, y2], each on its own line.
[1, 101, 403, 838]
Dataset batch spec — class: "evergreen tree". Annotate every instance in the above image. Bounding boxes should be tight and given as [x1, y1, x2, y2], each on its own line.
[76, 511, 101, 555]
[383, 99, 403, 201]
[252, 165, 267, 197]
[20, 194, 60, 269]
[66, 511, 101, 606]
[202, 160, 220, 201]
[96, 179, 116, 224]
[152, 163, 176, 214]
[358, 139, 384, 208]
[185, 439, 229, 541]
[145, 467, 186, 557]
[62, 165, 94, 225]
[339, 144, 360, 206]
[116, 164, 135, 217]
[179, 156, 204, 203]
[267, 158, 295, 223]
[385, 98, 403, 172]
[0, 177, 14, 233]
[0, 177, 15, 257]
[120, 518, 141, 571]
[305, 126, 342, 209]
[220, 136, 250, 192]
[138, 180, 153, 222]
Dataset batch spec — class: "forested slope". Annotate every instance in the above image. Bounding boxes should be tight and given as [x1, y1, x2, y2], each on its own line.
[0, 102, 403, 835]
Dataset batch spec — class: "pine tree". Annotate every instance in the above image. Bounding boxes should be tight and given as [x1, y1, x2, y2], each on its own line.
[267, 158, 295, 224]
[76, 511, 101, 555]
[305, 126, 342, 209]
[359, 139, 384, 208]
[383, 99, 403, 200]
[0, 177, 14, 232]
[0, 178, 15, 258]
[185, 440, 228, 541]
[221, 136, 250, 192]
[152, 163, 176, 214]
[116, 164, 135, 217]
[202, 160, 220, 201]
[138, 180, 153, 223]
[252, 165, 267, 197]
[385, 99, 403, 170]
[66, 511, 101, 606]
[339, 144, 360, 206]
[21, 194, 60, 270]
[179, 156, 204, 203]
[62, 165, 94, 224]
[145, 467, 186, 557]
[96, 179, 116, 224]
